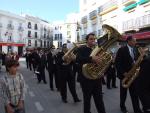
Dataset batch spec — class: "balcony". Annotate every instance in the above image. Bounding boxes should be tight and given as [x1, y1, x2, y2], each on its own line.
[81, 16, 88, 24]
[7, 24, 14, 30]
[122, 14, 150, 31]
[98, 0, 118, 16]
[123, 3, 137, 11]
[89, 10, 97, 20]
[18, 26, 24, 32]
[138, 0, 150, 5]
[122, 0, 137, 6]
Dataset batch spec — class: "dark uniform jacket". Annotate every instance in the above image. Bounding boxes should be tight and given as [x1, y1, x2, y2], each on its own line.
[115, 45, 139, 80]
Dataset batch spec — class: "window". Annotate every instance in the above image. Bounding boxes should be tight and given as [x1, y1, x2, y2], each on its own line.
[47, 41, 49, 47]
[18, 23, 23, 31]
[44, 41, 46, 47]
[59, 26, 62, 30]
[35, 32, 37, 38]
[67, 25, 71, 29]
[60, 42, 62, 47]
[28, 31, 31, 37]
[67, 31, 71, 36]
[41, 40, 43, 47]
[34, 24, 38, 30]
[44, 34, 46, 38]
[60, 34, 62, 40]
[57, 34, 59, 40]
[35, 40, 37, 47]
[55, 34, 57, 40]
[28, 40, 31, 46]
[28, 22, 31, 29]
[98, 29, 102, 36]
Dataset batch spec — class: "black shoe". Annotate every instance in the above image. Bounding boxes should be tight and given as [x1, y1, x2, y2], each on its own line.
[44, 81, 47, 84]
[37, 81, 41, 84]
[134, 110, 143, 113]
[112, 86, 118, 88]
[107, 87, 111, 89]
[74, 99, 81, 103]
[62, 99, 68, 103]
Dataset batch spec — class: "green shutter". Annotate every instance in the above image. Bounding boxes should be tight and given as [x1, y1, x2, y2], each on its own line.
[138, 0, 150, 5]
[123, 3, 137, 11]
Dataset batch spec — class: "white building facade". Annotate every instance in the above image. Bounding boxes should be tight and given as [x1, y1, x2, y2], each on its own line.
[52, 13, 80, 48]
[79, 0, 150, 40]
[24, 15, 53, 50]
[0, 11, 53, 54]
[0, 10, 25, 54]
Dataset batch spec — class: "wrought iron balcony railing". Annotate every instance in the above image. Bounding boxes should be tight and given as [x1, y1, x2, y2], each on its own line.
[81, 16, 88, 24]
[89, 10, 97, 20]
[18, 26, 24, 32]
[98, 0, 118, 14]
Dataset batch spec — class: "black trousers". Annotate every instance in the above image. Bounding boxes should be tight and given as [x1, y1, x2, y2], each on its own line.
[37, 68, 46, 83]
[26, 61, 29, 69]
[32, 62, 37, 72]
[59, 68, 79, 101]
[138, 93, 150, 113]
[48, 64, 59, 90]
[29, 61, 32, 71]
[120, 80, 142, 113]
[106, 74, 116, 88]
[72, 63, 80, 77]
[80, 78, 106, 113]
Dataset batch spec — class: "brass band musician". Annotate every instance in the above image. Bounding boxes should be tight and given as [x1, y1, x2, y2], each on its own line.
[57, 44, 81, 103]
[76, 33, 106, 113]
[115, 36, 142, 113]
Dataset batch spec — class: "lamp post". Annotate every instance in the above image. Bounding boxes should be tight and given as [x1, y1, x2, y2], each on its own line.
[76, 22, 81, 42]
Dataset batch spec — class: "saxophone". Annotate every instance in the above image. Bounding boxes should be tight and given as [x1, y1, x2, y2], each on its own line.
[63, 42, 86, 64]
[122, 47, 145, 88]
[82, 24, 121, 79]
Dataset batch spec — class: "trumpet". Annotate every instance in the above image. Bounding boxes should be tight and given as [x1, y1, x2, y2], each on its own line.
[63, 42, 86, 64]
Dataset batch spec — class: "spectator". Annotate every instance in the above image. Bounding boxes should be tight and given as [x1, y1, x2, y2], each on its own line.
[0, 59, 26, 113]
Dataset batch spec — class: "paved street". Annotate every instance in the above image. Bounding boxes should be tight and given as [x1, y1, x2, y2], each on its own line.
[0, 58, 134, 113]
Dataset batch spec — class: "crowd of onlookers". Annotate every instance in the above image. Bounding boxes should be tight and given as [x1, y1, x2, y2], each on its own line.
[0, 51, 20, 71]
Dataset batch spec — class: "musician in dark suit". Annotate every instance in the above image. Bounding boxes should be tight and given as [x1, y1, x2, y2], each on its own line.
[36, 50, 47, 84]
[57, 44, 80, 103]
[105, 59, 117, 89]
[76, 33, 106, 113]
[24, 51, 30, 69]
[31, 49, 38, 73]
[136, 50, 150, 113]
[47, 46, 59, 91]
[115, 36, 142, 113]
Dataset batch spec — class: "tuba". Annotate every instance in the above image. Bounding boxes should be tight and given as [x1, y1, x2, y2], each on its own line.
[63, 42, 86, 64]
[122, 47, 146, 88]
[82, 24, 121, 79]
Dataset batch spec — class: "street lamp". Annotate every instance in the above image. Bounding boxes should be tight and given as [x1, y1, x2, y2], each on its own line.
[76, 22, 81, 42]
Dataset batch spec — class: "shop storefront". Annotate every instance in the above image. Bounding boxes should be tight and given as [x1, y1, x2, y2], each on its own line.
[0, 42, 25, 55]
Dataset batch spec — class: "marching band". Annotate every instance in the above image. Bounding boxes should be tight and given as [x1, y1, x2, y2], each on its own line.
[0, 25, 150, 113]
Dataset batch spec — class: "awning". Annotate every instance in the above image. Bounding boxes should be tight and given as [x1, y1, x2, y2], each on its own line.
[123, 3, 137, 11]
[138, 0, 150, 5]
[122, 31, 150, 40]
[0, 42, 25, 46]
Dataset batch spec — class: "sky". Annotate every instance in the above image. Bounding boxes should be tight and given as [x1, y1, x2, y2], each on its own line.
[0, 0, 79, 22]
